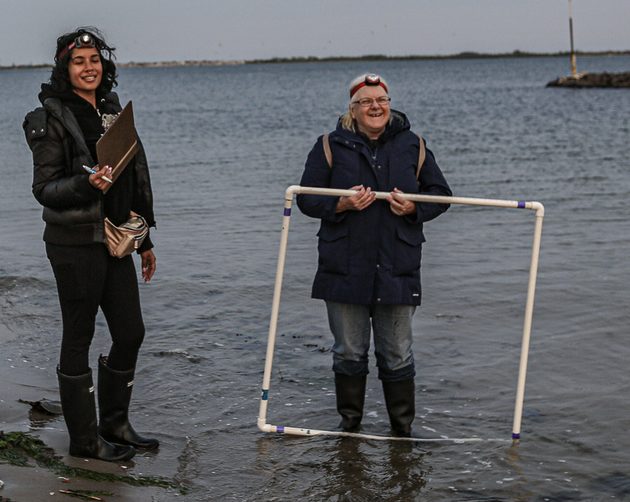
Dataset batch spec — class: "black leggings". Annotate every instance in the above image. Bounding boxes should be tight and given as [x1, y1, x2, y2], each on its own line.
[46, 243, 145, 376]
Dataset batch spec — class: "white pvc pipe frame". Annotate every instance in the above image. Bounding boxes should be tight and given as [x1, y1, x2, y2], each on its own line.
[258, 186, 544, 444]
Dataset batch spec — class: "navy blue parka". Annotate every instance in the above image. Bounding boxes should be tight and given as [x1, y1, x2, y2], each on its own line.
[297, 111, 452, 306]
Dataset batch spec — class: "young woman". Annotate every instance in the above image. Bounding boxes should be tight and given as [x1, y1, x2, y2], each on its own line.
[24, 28, 158, 461]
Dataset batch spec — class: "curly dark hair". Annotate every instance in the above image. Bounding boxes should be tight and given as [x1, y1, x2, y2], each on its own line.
[49, 27, 118, 94]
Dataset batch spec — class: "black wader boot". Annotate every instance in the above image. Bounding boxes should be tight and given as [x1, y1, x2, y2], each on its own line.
[57, 368, 135, 461]
[382, 378, 415, 437]
[97, 356, 159, 450]
[335, 373, 367, 432]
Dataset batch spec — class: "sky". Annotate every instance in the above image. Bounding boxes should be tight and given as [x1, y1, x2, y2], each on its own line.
[2, 0, 630, 66]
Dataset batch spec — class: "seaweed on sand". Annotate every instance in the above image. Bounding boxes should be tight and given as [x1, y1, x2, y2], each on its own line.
[0, 431, 187, 494]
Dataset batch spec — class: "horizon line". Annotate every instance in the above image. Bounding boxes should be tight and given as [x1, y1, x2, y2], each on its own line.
[2, 49, 629, 70]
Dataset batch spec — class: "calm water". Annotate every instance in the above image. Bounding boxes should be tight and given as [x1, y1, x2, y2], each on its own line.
[1, 56, 630, 501]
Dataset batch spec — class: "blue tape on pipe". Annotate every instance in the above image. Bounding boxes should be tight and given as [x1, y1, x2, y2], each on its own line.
[284, 208, 291, 216]
[277, 426, 285, 433]
[262, 389, 269, 400]
[512, 432, 521, 440]
[518, 201, 526, 209]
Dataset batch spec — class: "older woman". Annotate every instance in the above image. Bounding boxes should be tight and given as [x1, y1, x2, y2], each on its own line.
[23, 28, 158, 461]
[297, 73, 452, 436]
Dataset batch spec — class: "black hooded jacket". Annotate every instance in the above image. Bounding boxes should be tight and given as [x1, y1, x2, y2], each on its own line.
[23, 86, 155, 249]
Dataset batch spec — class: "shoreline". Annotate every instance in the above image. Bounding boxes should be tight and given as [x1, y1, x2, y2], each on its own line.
[2, 49, 630, 70]
[0, 325, 184, 501]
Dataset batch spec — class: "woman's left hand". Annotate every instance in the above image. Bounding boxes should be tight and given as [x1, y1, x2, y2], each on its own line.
[140, 249, 156, 282]
[386, 188, 416, 216]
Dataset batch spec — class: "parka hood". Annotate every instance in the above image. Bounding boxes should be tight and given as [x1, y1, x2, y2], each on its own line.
[38, 83, 71, 105]
[335, 109, 411, 144]
[38, 84, 120, 112]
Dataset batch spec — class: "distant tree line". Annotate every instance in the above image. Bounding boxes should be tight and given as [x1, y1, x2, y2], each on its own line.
[2, 50, 629, 70]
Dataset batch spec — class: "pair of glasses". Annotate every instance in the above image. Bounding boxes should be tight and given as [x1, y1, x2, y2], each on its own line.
[351, 96, 391, 108]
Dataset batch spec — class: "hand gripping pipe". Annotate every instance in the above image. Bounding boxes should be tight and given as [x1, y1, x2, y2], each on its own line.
[258, 186, 544, 444]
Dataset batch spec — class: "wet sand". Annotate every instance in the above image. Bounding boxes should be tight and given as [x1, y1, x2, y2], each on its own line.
[0, 326, 179, 502]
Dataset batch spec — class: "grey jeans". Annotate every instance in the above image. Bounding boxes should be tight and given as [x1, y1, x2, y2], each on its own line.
[325, 301, 416, 381]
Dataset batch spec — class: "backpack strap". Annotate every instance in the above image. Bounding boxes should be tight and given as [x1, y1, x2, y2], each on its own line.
[323, 131, 426, 180]
[415, 134, 426, 180]
[322, 133, 333, 168]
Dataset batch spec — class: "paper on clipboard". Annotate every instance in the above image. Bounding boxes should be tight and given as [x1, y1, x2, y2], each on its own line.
[96, 101, 139, 193]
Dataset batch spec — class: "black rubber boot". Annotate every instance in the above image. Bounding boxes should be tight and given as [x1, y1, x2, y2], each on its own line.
[382, 379, 416, 437]
[97, 356, 159, 450]
[57, 368, 135, 461]
[335, 373, 367, 432]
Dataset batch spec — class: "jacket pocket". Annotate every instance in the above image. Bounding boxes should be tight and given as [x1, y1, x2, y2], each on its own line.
[317, 224, 349, 275]
[393, 226, 425, 276]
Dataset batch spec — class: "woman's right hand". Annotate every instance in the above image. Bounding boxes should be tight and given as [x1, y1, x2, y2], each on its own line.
[88, 165, 113, 192]
[336, 185, 376, 213]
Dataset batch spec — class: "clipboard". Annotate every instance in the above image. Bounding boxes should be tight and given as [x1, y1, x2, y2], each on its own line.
[96, 101, 139, 193]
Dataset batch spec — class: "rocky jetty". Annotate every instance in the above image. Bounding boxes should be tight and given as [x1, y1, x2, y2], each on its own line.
[547, 72, 630, 88]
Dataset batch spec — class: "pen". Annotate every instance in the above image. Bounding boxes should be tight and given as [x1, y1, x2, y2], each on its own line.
[82, 165, 112, 184]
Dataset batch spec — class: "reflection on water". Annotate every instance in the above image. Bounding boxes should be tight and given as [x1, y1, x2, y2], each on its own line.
[254, 437, 429, 501]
